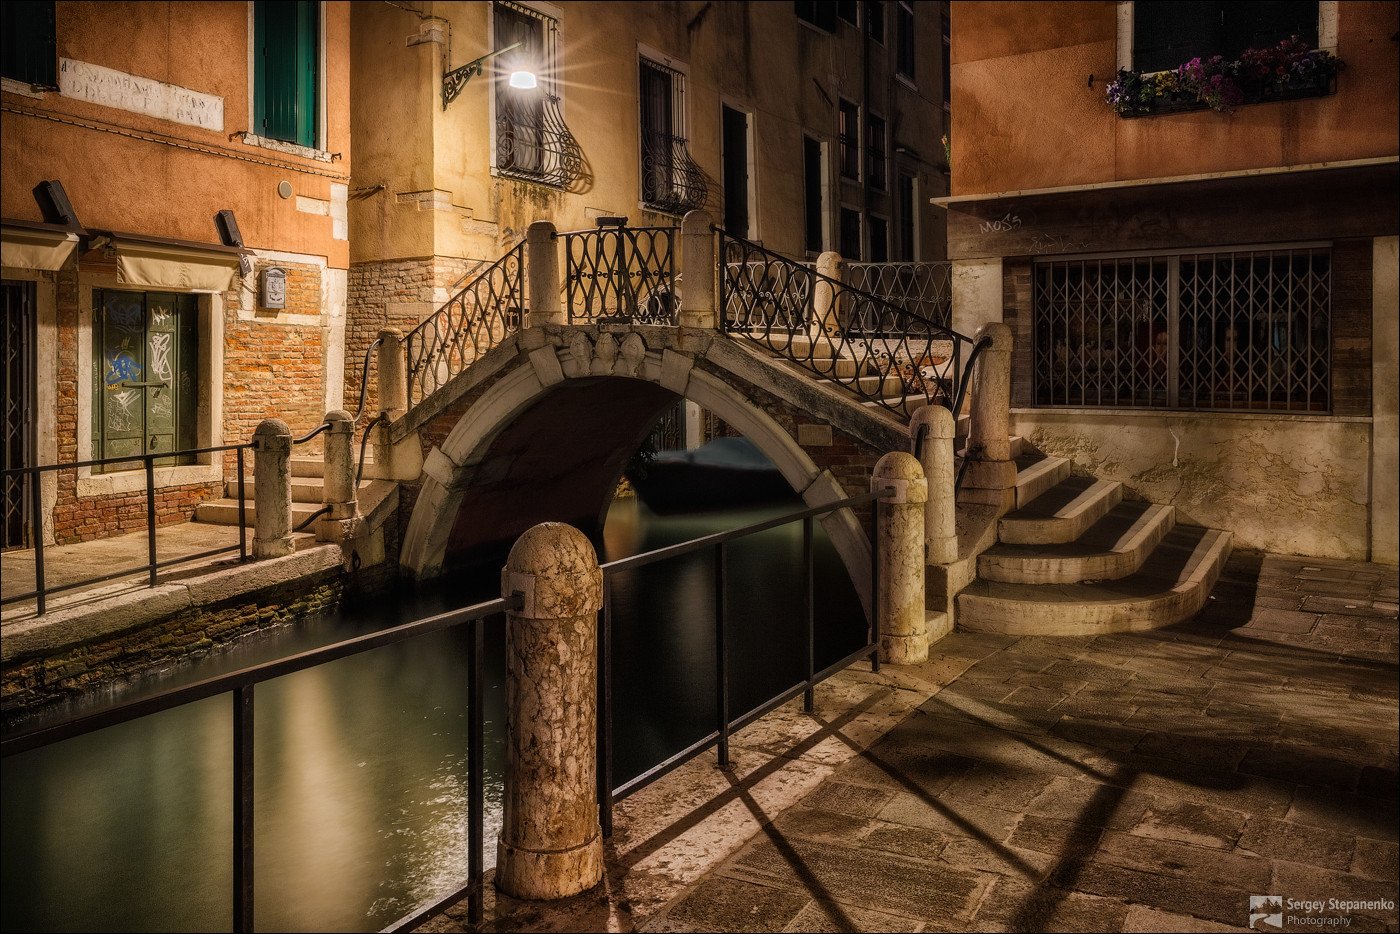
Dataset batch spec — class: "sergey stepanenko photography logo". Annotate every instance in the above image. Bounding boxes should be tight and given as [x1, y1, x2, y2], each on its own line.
[1250, 895, 1284, 930]
[1251, 894, 1398, 929]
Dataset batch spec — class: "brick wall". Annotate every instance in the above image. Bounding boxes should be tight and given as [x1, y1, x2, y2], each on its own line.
[345, 258, 436, 415]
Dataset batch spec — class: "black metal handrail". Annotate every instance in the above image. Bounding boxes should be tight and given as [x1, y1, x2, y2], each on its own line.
[403, 240, 528, 407]
[559, 224, 678, 325]
[718, 229, 980, 420]
[2, 488, 893, 932]
[0, 443, 254, 615]
[595, 488, 886, 834]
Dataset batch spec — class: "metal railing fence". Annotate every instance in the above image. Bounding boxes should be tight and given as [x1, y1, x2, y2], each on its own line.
[559, 224, 678, 325]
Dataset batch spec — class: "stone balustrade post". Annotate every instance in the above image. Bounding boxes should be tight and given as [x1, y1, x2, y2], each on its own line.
[679, 210, 715, 329]
[527, 220, 563, 327]
[961, 322, 1017, 513]
[376, 327, 408, 421]
[812, 251, 844, 344]
[872, 452, 928, 665]
[321, 410, 356, 527]
[497, 522, 604, 900]
[909, 405, 958, 566]
[252, 418, 294, 558]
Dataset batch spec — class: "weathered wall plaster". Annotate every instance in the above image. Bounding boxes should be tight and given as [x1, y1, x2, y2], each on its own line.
[1373, 235, 1399, 565]
[1012, 410, 1372, 560]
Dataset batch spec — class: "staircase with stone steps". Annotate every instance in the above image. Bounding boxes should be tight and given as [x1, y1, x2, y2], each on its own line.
[955, 444, 1233, 637]
[193, 454, 375, 531]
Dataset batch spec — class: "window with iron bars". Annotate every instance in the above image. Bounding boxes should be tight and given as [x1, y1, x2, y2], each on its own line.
[1033, 246, 1331, 412]
[639, 57, 706, 215]
[493, 1, 580, 188]
[866, 113, 887, 191]
[838, 99, 860, 180]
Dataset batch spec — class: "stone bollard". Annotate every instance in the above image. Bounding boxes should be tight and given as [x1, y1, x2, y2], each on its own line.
[252, 418, 295, 558]
[812, 250, 844, 344]
[909, 404, 958, 566]
[377, 328, 408, 421]
[961, 322, 1016, 513]
[527, 220, 563, 327]
[679, 210, 715, 329]
[872, 452, 928, 664]
[321, 410, 357, 525]
[497, 522, 604, 900]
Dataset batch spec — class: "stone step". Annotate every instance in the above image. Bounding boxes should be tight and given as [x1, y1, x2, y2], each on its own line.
[850, 374, 907, 397]
[998, 476, 1124, 545]
[291, 456, 326, 478]
[956, 524, 1233, 637]
[979, 501, 1177, 584]
[859, 394, 925, 418]
[227, 476, 372, 503]
[763, 334, 838, 360]
[194, 498, 326, 527]
[956, 435, 1024, 460]
[1012, 453, 1071, 509]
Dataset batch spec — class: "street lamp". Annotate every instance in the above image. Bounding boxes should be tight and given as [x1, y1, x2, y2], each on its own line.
[441, 41, 538, 109]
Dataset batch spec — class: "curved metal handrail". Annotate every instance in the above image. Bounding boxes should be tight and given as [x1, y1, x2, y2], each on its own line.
[717, 229, 975, 419]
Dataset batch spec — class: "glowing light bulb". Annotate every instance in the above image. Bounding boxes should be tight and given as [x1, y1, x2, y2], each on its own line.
[509, 70, 538, 90]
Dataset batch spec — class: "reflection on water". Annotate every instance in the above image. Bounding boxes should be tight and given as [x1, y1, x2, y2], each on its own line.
[1, 496, 862, 932]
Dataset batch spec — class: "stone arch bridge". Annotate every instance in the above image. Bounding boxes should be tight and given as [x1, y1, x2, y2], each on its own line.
[374, 323, 910, 615]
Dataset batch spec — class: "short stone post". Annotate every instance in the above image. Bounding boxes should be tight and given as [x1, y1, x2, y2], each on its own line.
[377, 327, 408, 421]
[679, 210, 715, 329]
[872, 452, 928, 665]
[252, 418, 294, 558]
[961, 322, 1017, 513]
[909, 405, 958, 565]
[321, 410, 357, 527]
[812, 250, 844, 344]
[497, 522, 604, 900]
[527, 220, 564, 327]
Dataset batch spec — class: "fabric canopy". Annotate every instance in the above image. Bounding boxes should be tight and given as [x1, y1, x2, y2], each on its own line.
[109, 236, 241, 292]
[1, 223, 79, 271]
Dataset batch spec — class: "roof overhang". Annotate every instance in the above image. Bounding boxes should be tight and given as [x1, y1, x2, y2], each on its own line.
[1, 218, 82, 271]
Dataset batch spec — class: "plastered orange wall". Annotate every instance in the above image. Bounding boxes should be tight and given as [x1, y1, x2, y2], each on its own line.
[1, 0, 350, 267]
[949, 0, 1399, 195]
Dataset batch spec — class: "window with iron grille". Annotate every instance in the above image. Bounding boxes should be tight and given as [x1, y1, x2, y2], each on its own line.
[493, 2, 581, 188]
[866, 113, 887, 191]
[838, 99, 860, 180]
[1132, 1, 1319, 73]
[867, 1, 886, 43]
[3, 281, 37, 549]
[1032, 246, 1331, 412]
[254, 0, 319, 148]
[896, 1, 916, 81]
[2, 1, 56, 88]
[92, 291, 201, 469]
[796, 0, 838, 32]
[639, 57, 706, 215]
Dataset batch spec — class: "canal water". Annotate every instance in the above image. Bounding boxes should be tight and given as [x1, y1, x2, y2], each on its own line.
[1, 495, 864, 933]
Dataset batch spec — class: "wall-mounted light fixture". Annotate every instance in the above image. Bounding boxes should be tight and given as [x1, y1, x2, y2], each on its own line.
[442, 40, 538, 109]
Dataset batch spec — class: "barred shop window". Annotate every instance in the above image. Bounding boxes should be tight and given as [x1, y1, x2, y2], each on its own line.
[838, 99, 861, 180]
[92, 291, 200, 470]
[1032, 247, 1331, 412]
[796, 0, 839, 32]
[866, 113, 887, 191]
[1, 0, 56, 87]
[254, 0, 319, 148]
[1132, 1, 1320, 73]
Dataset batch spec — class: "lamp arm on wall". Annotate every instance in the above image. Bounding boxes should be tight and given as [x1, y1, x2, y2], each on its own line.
[442, 40, 522, 110]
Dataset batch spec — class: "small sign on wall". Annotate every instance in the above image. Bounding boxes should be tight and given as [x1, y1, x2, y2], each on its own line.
[260, 267, 287, 310]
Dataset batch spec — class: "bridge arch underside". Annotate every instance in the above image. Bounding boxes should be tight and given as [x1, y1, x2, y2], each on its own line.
[401, 369, 873, 619]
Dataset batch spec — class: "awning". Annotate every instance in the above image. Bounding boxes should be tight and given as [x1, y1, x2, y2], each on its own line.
[92, 231, 244, 293]
[1, 219, 80, 271]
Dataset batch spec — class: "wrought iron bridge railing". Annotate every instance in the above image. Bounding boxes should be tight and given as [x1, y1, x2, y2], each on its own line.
[718, 231, 982, 419]
[846, 261, 953, 331]
[559, 224, 678, 325]
[403, 240, 527, 407]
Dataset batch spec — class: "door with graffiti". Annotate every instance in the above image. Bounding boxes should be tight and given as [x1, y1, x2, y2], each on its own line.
[92, 291, 199, 470]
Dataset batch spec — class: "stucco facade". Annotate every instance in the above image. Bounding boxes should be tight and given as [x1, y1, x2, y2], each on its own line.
[942, 0, 1398, 562]
[2, 1, 352, 546]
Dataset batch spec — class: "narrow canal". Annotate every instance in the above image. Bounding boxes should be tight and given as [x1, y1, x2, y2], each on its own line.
[1, 494, 864, 932]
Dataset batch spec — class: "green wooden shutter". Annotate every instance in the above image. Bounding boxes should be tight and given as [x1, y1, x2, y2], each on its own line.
[256, 1, 318, 148]
[1, 1, 57, 87]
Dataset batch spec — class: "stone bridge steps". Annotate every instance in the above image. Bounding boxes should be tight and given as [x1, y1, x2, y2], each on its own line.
[998, 475, 1124, 545]
[199, 455, 374, 529]
[194, 498, 327, 527]
[978, 501, 1177, 584]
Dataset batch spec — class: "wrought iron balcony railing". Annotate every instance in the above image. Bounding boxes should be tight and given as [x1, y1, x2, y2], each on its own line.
[496, 92, 583, 189]
[640, 132, 709, 216]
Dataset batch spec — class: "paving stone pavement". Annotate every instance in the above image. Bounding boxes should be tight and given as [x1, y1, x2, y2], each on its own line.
[637, 553, 1399, 933]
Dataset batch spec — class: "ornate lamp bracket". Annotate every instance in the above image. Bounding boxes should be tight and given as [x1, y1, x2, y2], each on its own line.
[442, 40, 522, 110]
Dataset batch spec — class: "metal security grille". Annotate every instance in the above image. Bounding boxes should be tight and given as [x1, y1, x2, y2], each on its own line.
[3, 281, 36, 549]
[1033, 246, 1330, 412]
[493, 1, 582, 188]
